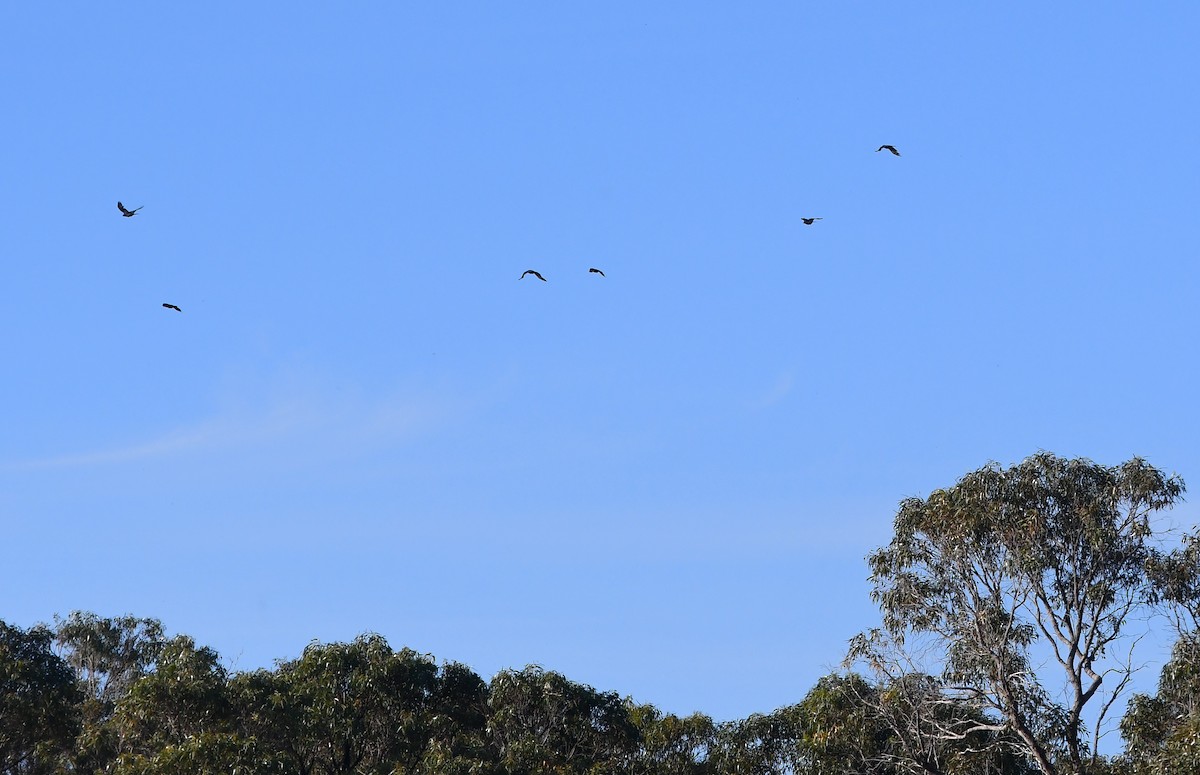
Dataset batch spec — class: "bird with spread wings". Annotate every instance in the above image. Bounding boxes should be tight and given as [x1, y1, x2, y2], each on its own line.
[117, 201, 143, 217]
[520, 270, 546, 281]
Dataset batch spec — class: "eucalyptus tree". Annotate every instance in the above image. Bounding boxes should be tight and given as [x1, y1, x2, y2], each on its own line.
[1119, 526, 1200, 773]
[53, 612, 166, 706]
[486, 665, 639, 774]
[232, 633, 442, 774]
[626, 704, 715, 775]
[790, 673, 892, 774]
[416, 660, 497, 774]
[110, 635, 232, 748]
[1147, 527, 1200, 632]
[708, 709, 800, 775]
[0, 620, 80, 774]
[787, 672, 1038, 775]
[849, 453, 1185, 775]
[1120, 632, 1200, 775]
[52, 612, 168, 774]
[102, 635, 279, 775]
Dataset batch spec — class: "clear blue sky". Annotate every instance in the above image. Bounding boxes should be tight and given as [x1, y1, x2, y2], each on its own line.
[3, 3, 1198, 730]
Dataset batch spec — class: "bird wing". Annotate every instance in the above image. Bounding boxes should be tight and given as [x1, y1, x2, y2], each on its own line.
[117, 201, 130, 214]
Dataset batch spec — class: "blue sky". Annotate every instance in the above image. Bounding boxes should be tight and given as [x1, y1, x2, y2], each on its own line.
[3, 3, 1199, 733]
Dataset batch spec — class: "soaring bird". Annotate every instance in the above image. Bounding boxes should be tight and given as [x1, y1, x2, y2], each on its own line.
[117, 201, 143, 217]
[589, 267, 605, 276]
[520, 270, 546, 282]
[801, 217, 823, 225]
[876, 145, 901, 156]
[162, 303, 181, 312]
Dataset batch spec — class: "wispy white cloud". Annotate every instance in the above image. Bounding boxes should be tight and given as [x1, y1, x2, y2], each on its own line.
[749, 370, 796, 409]
[12, 419, 248, 470]
[4, 376, 462, 472]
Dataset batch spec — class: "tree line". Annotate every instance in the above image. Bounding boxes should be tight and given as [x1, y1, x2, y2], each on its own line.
[4, 453, 1198, 774]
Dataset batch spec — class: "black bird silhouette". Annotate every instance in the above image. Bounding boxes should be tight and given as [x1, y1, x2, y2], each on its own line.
[162, 303, 181, 312]
[801, 217, 823, 225]
[589, 267, 605, 276]
[520, 270, 546, 282]
[117, 201, 143, 217]
[876, 145, 901, 156]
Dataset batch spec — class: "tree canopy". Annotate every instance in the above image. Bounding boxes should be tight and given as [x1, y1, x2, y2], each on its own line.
[4, 453, 1198, 775]
[850, 453, 1188, 775]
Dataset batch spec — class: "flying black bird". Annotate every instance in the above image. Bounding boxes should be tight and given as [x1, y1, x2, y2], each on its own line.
[589, 267, 605, 276]
[520, 270, 546, 282]
[876, 145, 901, 156]
[801, 218, 823, 225]
[162, 303, 181, 312]
[117, 201, 143, 217]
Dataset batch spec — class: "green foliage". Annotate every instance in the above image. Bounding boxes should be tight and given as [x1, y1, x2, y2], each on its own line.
[419, 660, 497, 773]
[1147, 528, 1200, 631]
[789, 673, 893, 774]
[1120, 634, 1200, 775]
[52, 612, 168, 774]
[233, 633, 443, 774]
[709, 709, 802, 775]
[112, 635, 232, 749]
[6, 448, 1199, 775]
[487, 665, 639, 774]
[108, 733, 281, 775]
[53, 611, 166, 706]
[627, 703, 715, 775]
[779, 672, 1038, 775]
[0, 620, 81, 774]
[855, 453, 1186, 775]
